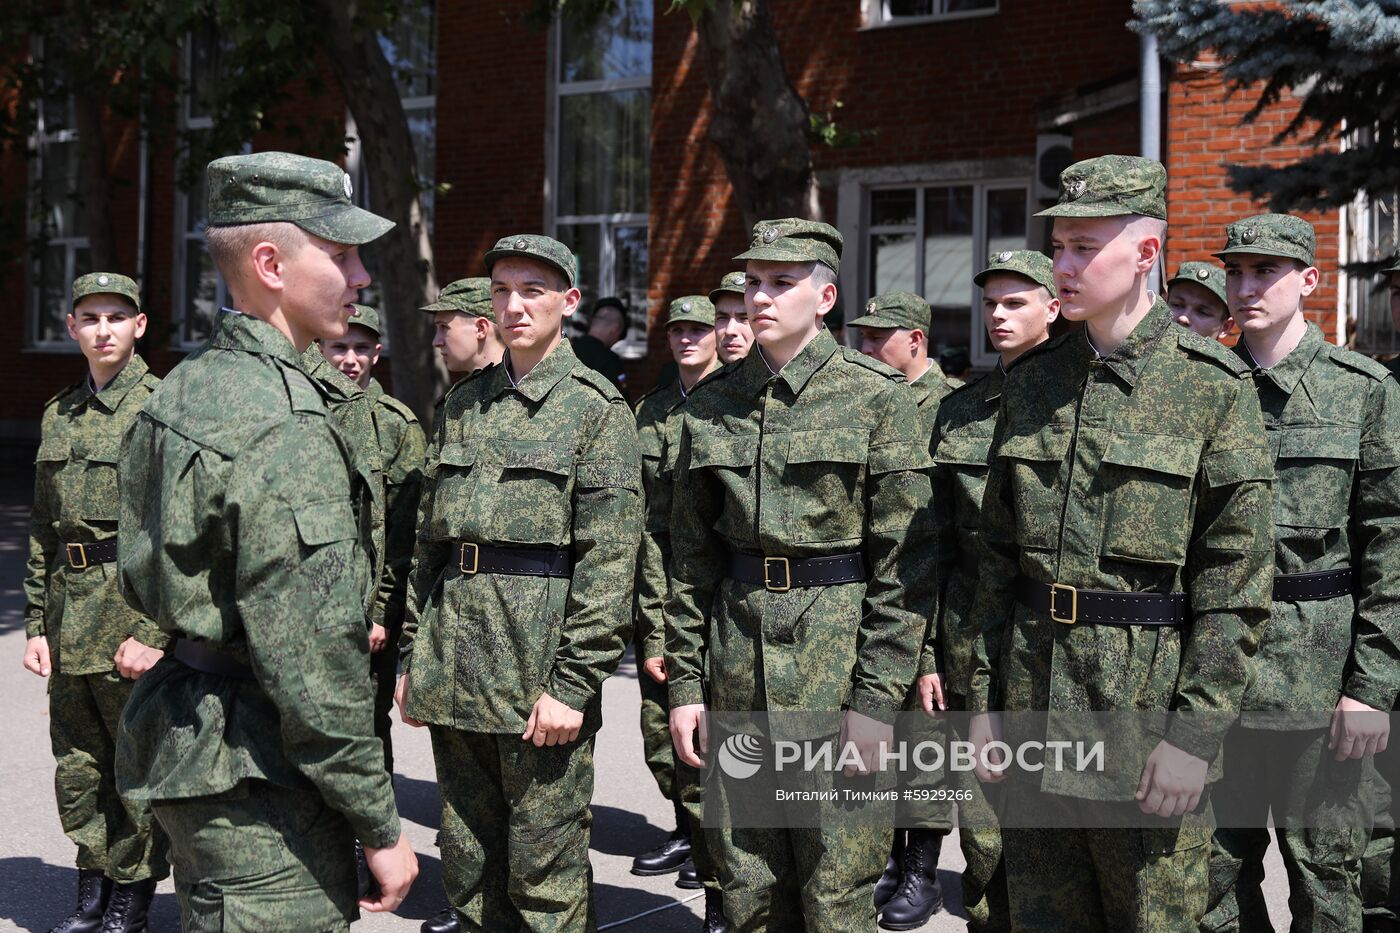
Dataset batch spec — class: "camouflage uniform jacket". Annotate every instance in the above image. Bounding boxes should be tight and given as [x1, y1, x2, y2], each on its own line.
[115, 311, 399, 848]
[1235, 322, 1400, 724]
[366, 378, 427, 636]
[633, 378, 687, 663]
[25, 355, 165, 673]
[969, 301, 1275, 767]
[400, 339, 643, 733]
[664, 328, 936, 720]
[920, 365, 1004, 702]
[910, 362, 955, 443]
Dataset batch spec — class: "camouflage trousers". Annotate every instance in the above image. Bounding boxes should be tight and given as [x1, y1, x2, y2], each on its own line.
[1363, 702, 1400, 924]
[1204, 725, 1370, 933]
[369, 630, 399, 775]
[430, 727, 596, 932]
[1001, 792, 1212, 932]
[639, 651, 677, 801]
[153, 779, 357, 932]
[49, 671, 168, 882]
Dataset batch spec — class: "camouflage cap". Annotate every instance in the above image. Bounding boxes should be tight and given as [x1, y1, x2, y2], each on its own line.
[709, 270, 748, 303]
[484, 234, 577, 287]
[1381, 253, 1400, 276]
[348, 303, 382, 337]
[665, 295, 716, 328]
[973, 249, 1056, 293]
[205, 152, 394, 245]
[1213, 213, 1316, 266]
[420, 277, 495, 321]
[72, 272, 141, 311]
[734, 218, 843, 274]
[848, 291, 931, 332]
[1166, 261, 1227, 307]
[1035, 155, 1168, 220]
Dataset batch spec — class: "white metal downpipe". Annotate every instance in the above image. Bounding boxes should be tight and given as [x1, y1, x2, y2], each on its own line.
[1141, 32, 1163, 294]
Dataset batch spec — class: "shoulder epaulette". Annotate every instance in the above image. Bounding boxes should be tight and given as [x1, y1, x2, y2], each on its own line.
[1014, 330, 1074, 370]
[570, 361, 625, 401]
[1176, 329, 1250, 375]
[839, 347, 907, 383]
[942, 371, 988, 400]
[278, 361, 329, 414]
[1328, 344, 1393, 381]
[138, 372, 162, 392]
[376, 391, 419, 424]
[44, 381, 85, 410]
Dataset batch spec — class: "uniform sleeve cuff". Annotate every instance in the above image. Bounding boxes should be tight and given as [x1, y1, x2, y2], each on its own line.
[353, 814, 402, 851]
[545, 677, 595, 713]
[130, 621, 173, 651]
[847, 688, 902, 725]
[668, 680, 705, 709]
[1164, 716, 1224, 763]
[25, 615, 45, 639]
[1343, 677, 1397, 714]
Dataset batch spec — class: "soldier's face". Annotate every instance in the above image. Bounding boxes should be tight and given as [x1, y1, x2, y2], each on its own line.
[1224, 253, 1318, 336]
[1390, 273, 1400, 333]
[667, 322, 717, 370]
[281, 233, 371, 346]
[856, 326, 922, 374]
[1050, 216, 1160, 323]
[746, 261, 836, 349]
[713, 295, 754, 363]
[321, 324, 380, 388]
[491, 258, 580, 356]
[981, 274, 1058, 360]
[67, 296, 146, 367]
[433, 310, 485, 373]
[1167, 281, 1231, 340]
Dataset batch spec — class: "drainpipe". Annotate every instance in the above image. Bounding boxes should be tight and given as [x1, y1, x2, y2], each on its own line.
[1141, 32, 1163, 294]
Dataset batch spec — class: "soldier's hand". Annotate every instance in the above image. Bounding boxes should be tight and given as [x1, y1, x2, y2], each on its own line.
[839, 709, 893, 776]
[114, 637, 164, 680]
[522, 691, 584, 747]
[642, 656, 668, 684]
[360, 832, 418, 913]
[1330, 695, 1390, 761]
[1135, 739, 1207, 817]
[394, 674, 424, 728]
[916, 674, 947, 718]
[969, 713, 1008, 783]
[670, 703, 709, 768]
[368, 624, 388, 653]
[23, 636, 51, 677]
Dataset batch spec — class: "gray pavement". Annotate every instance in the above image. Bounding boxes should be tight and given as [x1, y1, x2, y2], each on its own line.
[0, 467, 1292, 931]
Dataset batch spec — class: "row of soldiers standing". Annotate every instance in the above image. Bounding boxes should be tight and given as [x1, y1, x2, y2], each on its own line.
[20, 145, 1400, 933]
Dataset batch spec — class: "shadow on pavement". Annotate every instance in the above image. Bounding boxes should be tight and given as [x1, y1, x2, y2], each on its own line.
[0, 859, 179, 933]
[590, 804, 665, 859]
[593, 881, 700, 931]
[395, 774, 442, 833]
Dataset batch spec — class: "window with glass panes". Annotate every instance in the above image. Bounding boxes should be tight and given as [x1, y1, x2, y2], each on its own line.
[551, 1, 651, 355]
[866, 182, 1029, 368]
[1350, 192, 1399, 355]
[868, 0, 996, 26]
[28, 41, 89, 351]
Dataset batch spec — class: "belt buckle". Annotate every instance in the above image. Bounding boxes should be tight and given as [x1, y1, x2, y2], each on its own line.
[1049, 582, 1078, 625]
[66, 543, 88, 571]
[764, 557, 791, 593]
[460, 543, 480, 575]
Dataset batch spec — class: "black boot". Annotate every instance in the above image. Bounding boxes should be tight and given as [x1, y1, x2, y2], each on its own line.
[878, 829, 943, 931]
[701, 886, 729, 932]
[100, 879, 156, 933]
[676, 857, 703, 889]
[421, 906, 463, 933]
[50, 869, 112, 933]
[632, 798, 693, 876]
[873, 829, 905, 911]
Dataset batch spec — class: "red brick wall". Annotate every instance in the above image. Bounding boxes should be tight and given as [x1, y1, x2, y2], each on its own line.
[1164, 60, 1341, 341]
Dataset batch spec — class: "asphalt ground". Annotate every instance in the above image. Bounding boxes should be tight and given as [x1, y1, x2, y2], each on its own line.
[0, 468, 1291, 931]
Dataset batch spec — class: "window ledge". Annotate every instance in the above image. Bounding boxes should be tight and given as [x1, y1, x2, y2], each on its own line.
[22, 344, 83, 356]
[859, 8, 998, 30]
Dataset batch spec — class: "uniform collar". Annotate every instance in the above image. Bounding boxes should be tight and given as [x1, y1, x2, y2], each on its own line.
[209, 308, 302, 368]
[1234, 320, 1325, 395]
[86, 354, 149, 411]
[911, 361, 941, 390]
[299, 344, 363, 400]
[493, 338, 580, 403]
[1077, 297, 1173, 388]
[750, 328, 840, 396]
[982, 363, 1006, 404]
[365, 377, 385, 401]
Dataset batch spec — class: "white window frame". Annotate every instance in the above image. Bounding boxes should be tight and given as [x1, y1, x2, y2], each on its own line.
[836, 159, 1034, 370]
[860, 0, 998, 29]
[26, 37, 87, 353]
[1344, 192, 1396, 355]
[545, 15, 651, 359]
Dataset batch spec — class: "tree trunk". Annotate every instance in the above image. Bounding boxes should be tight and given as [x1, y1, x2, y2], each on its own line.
[66, 2, 116, 272]
[693, 0, 819, 230]
[314, 0, 443, 424]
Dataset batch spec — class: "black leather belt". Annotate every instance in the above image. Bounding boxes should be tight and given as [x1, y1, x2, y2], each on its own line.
[728, 552, 866, 592]
[171, 639, 255, 679]
[1273, 568, 1354, 602]
[455, 542, 572, 578]
[1016, 576, 1186, 627]
[63, 540, 117, 570]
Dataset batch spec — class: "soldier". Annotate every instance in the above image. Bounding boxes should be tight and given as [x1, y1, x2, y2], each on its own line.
[423, 277, 504, 380]
[966, 156, 1275, 931]
[632, 296, 722, 886]
[848, 289, 954, 929]
[1202, 214, 1400, 933]
[711, 271, 756, 365]
[1166, 261, 1232, 340]
[572, 295, 629, 391]
[667, 219, 936, 930]
[23, 272, 169, 933]
[938, 346, 972, 385]
[395, 234, 642, 929]
[114, 152, 418, 930]
[321, 303, 428, 775]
